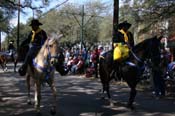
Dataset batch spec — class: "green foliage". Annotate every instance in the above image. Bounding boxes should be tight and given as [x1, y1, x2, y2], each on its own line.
[2, 23, 30, 49]
[2, 0, 113, 50]
[3, 0, 175, 49]
[41, 1, 112, 44]
[98, 16, 113, 42]
[0, 0, 15, 33]
[0, 0, 53, 49]
[120, 0, 175, 43]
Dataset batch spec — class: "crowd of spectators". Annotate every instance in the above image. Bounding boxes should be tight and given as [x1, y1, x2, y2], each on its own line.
[61, 42, 111, 77]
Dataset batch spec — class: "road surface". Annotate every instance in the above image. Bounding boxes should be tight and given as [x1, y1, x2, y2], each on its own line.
[0, 63, 175, 116]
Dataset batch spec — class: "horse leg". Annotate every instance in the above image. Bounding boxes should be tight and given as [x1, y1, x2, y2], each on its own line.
[3, 60, 8, 71]
[4, 57, 8, 71]
[99, 67, 113, 105]
[14, 61, 17, 72]
[48, 80, 57, 115]
[101, 81, 113, 106]
[128, 87, 137, 110]
[0, 60, 6, 71]
[34, 81, 41, 115]
[105, 82, 114, 106]
[105, 82, 111, 99]
[26, 74, 32, 105]
[100, 83, 106, 99]
[14, 57, 18, 72]
[100, 79, 110, 98]
[0, 63, 5, 71]
[4, 63, 7, 71]
[127, 81, 137, 110]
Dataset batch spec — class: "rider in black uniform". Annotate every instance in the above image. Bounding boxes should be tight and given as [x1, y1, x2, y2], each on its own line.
[112, 21, 133, 80]
[18, 19, 47, 76]
[8, 39, 16, 61]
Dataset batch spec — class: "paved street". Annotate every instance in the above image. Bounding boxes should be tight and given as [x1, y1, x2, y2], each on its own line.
[0, 63, 175, 116]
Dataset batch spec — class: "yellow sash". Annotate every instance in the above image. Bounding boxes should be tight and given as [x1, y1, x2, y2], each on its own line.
[113, 43, 129, 61]
[118, 29, 128, 43]
[113, 29, 130, 61]
[31, 28, 42, 42]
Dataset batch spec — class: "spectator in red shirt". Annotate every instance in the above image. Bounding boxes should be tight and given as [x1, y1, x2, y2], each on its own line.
[91, 46, 99, 78]
[71, 55, 84, 74]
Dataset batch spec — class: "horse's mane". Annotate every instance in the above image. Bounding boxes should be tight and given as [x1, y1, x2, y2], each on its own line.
[133, 36, 157, 52]
[38, 39, 48, 57]
[38, 37, 58, 57]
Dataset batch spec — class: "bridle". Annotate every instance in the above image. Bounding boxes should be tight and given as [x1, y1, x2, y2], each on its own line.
[46, 38, 59, 62]
[129, 38, 161, 76]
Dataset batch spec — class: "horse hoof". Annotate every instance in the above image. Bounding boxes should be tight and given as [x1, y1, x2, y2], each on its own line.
[101, 97, 105, 100]
[27, 99, 32, 105]
[127, 104, 135, 110]
[36, 112, 42, 116]
[27, 101, 32, 105]
[100, 95, 105, 100]
[110, 102, 114, 107]
[18, 67, 26, 76]
[50, 106, 56, 115]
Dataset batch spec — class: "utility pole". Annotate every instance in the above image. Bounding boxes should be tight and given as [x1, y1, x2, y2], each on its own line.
[60, 4, 102, 50]
[17, 0, 20, 51]
[112, 0, 119, 43]
[80, 5, 84, 50]
[0, 30, 1, 51]
[72, 5, 101, 50]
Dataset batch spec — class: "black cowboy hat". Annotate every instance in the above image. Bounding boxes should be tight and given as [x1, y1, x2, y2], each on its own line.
[118, 21, 131, 29]
[29, 19, 43, 26]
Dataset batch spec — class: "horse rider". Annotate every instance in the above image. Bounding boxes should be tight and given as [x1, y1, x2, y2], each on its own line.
[112, 21, 134, 80]
[18, 19, 47, 76]
[8, 39, 16, 61]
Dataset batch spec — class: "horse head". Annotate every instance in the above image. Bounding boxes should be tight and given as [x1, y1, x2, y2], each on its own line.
[133, 36, 161, 64]
[42, 34, 63, 66]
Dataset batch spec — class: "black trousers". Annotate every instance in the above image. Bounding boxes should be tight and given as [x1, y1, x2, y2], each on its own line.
[113, 60, 122, 80]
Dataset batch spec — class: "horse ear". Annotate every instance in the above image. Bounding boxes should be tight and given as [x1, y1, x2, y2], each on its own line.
[57, 34, 63, 39]
[55, 34, 63, 42]
[157, 35, 163, 41]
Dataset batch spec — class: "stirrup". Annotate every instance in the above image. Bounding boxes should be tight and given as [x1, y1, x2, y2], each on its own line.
[110, 70, 115, 77]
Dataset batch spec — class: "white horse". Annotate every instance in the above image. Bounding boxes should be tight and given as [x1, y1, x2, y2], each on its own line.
[26, 34, 63, 116]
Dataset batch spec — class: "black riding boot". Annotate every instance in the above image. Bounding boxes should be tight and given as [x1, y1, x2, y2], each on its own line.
[18, 64, 27, 76]
[116, 64, 122, 81]
[113, 60, 121, 81]
[18, 44, 40, 76]
[18, 55, 31, 76]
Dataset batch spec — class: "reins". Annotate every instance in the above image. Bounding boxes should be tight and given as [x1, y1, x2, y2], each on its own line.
[128, 39, 161, 77]
[46, 38, 59, 60]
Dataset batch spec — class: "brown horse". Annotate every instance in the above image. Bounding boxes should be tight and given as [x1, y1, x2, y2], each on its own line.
[22, 34, 63, 116]
[99, 36, 162, 109]
[0, 54, 7, 71]
[0, 46, 28, 72]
